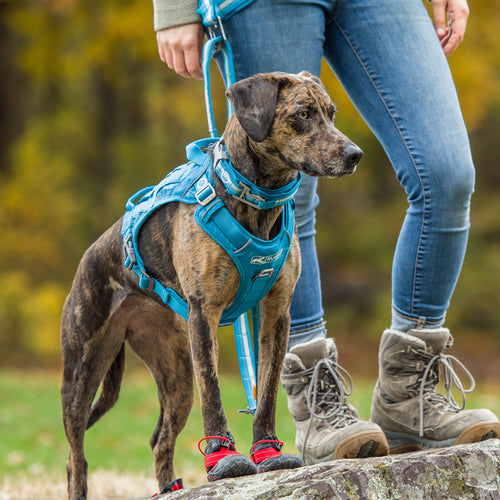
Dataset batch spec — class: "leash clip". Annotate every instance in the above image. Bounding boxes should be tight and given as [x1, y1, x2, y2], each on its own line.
[237, 407, 256, 415]
[123, 234, 137, 269]
[213, 141, 230, 166]
[208, 16, 228, 47]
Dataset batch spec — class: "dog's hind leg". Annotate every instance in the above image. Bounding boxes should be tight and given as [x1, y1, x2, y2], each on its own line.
[126, 302, 193, 493]
[61, 292, 129, 500]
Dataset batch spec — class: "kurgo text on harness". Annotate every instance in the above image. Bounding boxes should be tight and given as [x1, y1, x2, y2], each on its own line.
[121, 138, 301, 327]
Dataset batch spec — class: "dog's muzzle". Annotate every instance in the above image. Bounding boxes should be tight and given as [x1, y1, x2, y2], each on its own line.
[343, 144, 363, 172]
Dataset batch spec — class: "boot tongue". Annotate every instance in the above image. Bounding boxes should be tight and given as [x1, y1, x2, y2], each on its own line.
[288, 338, 337, 369]
[408, 328, 451, 354]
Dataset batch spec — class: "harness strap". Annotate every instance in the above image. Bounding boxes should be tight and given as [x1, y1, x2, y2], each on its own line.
[213, 141, 301, 210]
[124, 237, 190, 321]
[195, 195, 294, 326]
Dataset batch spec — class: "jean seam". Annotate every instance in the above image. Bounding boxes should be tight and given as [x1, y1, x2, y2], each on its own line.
[290, 320, 326, 336]
[332, 18, 429, 318]
[392, 303, 445, 326]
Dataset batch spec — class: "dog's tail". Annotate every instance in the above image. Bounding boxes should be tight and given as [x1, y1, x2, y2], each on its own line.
[87, 343, 126, 429]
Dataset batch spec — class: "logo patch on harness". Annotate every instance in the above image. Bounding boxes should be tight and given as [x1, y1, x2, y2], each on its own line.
[250, 249, 284, 266]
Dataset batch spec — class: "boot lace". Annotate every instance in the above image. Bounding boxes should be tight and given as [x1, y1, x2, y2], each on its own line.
[414, 347, 475, 437]
[302, 357, 356, 460]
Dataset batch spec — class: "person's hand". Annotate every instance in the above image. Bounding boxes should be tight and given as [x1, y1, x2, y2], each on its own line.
[431, 0, 470, 57]
[156, 23, 205, 79]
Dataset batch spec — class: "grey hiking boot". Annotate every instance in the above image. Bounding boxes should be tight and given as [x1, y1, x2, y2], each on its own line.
[280, 338, 389, 464]
[371, 328, 500, 453]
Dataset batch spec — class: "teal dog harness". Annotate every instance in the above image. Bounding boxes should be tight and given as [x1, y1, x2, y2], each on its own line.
[121, 138, 301, 327]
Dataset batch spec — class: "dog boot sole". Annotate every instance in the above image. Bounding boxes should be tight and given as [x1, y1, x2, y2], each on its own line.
[256, 454, 305, 473]
[207, 454, 257, 481]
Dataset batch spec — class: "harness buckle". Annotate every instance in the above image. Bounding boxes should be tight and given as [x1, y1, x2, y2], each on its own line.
[123, 234, 136, 269]
[253, 269, 274, 281]
[196, 181, 217, 206]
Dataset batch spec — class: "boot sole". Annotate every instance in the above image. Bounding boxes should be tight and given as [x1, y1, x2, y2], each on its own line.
[334, 429, 390, 459]
[387, 420, 500, 454]
[302, 429, 389, 463]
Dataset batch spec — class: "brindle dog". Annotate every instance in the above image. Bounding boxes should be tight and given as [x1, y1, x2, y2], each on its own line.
[61, 71, 362, 500]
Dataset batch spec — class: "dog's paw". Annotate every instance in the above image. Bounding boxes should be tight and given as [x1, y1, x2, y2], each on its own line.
[199, 433, 257, 481]
[207, 453, 257, 481]
[152, 478, 183, 497]
[250, 436, 305, 473]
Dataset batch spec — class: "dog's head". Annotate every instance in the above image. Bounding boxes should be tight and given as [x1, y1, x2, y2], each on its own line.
[226, 72, 362, 178]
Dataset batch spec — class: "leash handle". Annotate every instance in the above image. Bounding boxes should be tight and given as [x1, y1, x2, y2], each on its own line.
[202, 31, 236, 138]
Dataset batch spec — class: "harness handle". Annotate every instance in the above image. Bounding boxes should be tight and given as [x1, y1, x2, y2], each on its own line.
[125, 186, 154, 211]
[185, 137, 219, 165]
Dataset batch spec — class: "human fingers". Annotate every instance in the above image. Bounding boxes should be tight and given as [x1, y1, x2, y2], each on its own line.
[431, 0, 469, 57]
[442, 0, 469, 56]
[156, 23, 204, 79]
[431, 0, 449, 42]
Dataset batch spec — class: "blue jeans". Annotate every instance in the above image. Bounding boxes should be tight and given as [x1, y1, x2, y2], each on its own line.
[218, 0, 475, 349]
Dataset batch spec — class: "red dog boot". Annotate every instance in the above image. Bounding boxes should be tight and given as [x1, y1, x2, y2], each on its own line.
[250, 435, 304, 473]
[198, 433, 257, 481]
[152, 478, 183, 497]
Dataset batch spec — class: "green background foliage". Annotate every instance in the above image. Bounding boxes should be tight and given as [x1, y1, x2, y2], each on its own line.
[0, 0, 499, 372]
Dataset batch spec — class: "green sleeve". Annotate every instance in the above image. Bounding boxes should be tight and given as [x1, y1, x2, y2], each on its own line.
[152, 0, 202, 31]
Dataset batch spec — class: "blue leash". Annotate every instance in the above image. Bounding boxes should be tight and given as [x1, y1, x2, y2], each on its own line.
[202, 24, 258, 413]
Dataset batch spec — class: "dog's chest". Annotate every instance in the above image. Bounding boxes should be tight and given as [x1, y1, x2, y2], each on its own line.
[120, 149, 295, 326]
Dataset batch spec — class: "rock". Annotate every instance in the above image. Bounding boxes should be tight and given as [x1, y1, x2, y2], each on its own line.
[159, 439, 500, 499]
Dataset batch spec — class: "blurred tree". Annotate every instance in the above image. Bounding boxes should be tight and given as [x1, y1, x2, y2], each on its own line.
[0, 0, 498, 365]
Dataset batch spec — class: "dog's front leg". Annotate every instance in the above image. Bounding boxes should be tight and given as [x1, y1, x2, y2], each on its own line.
[249, 249, 304, 473]
[249, 301, 304, 473]
[187, 298, 228, 436]
[253, 303, 290, 442]
[188, 298, 258, 480]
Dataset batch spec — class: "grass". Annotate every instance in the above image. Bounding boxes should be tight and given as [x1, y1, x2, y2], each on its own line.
[1, 359, 500, 499]
[0, 361, 302, 497]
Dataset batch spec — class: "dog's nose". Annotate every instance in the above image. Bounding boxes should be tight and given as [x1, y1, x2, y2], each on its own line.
[343, 145, 363, 169]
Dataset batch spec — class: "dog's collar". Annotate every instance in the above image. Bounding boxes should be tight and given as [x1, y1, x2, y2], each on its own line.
[212, 140, 301, 210]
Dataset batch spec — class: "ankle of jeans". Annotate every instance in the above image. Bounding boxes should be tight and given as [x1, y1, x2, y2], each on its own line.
[390, 304, 445, 332]
[288, 320, 326, 351]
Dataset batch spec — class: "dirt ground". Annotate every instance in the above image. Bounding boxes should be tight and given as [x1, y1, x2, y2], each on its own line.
[0, 470, 179, 500]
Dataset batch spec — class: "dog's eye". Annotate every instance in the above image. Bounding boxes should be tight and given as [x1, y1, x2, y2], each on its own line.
[298, 110, 309, 120]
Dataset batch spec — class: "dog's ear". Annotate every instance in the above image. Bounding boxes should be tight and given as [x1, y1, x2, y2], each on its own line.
[226, 75, 279, 142]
